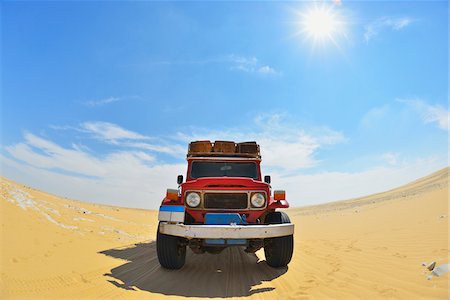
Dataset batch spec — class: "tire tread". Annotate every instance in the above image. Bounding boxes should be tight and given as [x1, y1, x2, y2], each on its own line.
[264, 211, 294, 268]
[157, 224, 186, 269]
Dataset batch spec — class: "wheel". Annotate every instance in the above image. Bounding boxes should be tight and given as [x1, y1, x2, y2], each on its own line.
[157, 223, 186, 269]
[264, 212, 294, 268]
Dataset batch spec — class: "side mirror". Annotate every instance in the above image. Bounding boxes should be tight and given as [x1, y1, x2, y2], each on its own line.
[264, 175, 271, 184]
[177, 175, 183, 184]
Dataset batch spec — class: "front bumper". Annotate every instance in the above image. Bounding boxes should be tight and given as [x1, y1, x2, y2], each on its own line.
[159, 222, 294, 239]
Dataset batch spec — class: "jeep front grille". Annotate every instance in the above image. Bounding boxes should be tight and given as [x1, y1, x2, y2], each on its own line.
[203, 193, 248, 209]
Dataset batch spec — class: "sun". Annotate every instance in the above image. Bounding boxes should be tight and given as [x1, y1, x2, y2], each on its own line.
[304, 8, 337, 39]
[295, 4, 347, 48]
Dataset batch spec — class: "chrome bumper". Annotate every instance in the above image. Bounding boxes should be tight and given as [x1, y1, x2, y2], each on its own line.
[159, 222, 294, 239]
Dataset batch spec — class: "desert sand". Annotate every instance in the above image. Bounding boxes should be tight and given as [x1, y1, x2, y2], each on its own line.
[0, 168, 448, 299]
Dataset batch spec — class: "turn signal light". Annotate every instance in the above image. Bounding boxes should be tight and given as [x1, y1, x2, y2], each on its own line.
[166, 189, 179, 201]
[274, 190, 286, 201]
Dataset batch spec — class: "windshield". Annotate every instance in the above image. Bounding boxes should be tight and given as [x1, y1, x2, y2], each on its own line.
[190, 161, 258, 179]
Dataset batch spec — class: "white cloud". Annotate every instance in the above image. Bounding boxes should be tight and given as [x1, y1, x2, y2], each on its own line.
[82, 96, 121, 107]
[228, 55, 279, 75]
[359, 104, 390, 129]
[1, 153, 184, 209]
[5, 133, 157, 178]
[52, 121, 185, 156]
[257, 65, 277, 75]
[364, 16, 414, 43]
[177, 113, 346, 171]
[2, 136, 445, 209]
[381, 152, 399, 166]
[148, 55, 279, 75]
[1, 116, 446, 209]
[399, 98, 449, 131]
[391, 18, 413, 30]
[271, 156, 446, 207]
[2, 116, 345, 208]
[229, 55, 258, 71]
[2, 131, 184, 208]
[80, 122, 186, 156]
[123, 142, 186, 157]
[80, 121, 150, 142]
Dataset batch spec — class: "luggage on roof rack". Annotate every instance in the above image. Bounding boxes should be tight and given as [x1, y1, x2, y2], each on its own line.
[187, 140, 260, 158]
[213, 141, 236, 153]
[188, 141, 213, 153]
[237, 142, 259, 154]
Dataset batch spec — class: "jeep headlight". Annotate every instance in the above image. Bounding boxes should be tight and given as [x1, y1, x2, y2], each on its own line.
[185, 192, 201, 208]
[251, 193, 265, 208]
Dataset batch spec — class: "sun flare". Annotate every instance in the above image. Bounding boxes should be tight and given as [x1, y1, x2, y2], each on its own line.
[304, 8, 337, 38]
[296, 4, 346, 48]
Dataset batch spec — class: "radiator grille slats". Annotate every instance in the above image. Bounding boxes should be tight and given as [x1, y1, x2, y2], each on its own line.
[203, 193, 248, 209]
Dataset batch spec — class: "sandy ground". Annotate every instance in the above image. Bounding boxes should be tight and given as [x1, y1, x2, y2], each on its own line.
[0, 168, 448, 299]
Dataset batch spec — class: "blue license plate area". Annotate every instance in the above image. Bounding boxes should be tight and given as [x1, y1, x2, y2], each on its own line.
[204, 213, 248, 246]
[204, 213, 246, 225]
[204, 239, 247, 245]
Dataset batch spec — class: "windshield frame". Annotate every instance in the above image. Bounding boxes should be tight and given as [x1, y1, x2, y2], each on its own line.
[188, 159, 261, 181]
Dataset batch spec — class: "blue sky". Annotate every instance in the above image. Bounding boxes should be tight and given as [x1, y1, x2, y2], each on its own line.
[1, 1, 448, 209]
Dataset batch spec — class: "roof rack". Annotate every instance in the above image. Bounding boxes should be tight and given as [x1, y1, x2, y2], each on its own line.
[187, 140, 261, 159]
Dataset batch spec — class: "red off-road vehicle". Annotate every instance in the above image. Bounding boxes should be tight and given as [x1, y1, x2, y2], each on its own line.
[156, 141, 294, 269]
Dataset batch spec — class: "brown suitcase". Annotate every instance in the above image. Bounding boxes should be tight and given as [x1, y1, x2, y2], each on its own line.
[189, 141, 213, 153]
[213, 141, 236, 153]
[237, 141, 259, 154]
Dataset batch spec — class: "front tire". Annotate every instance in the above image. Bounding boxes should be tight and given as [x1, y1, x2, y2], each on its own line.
[264, 212, 294, 268]
[157, 223, 186, 269]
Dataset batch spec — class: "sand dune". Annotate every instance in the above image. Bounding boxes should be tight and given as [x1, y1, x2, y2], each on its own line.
[0, 168, 448, 299]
